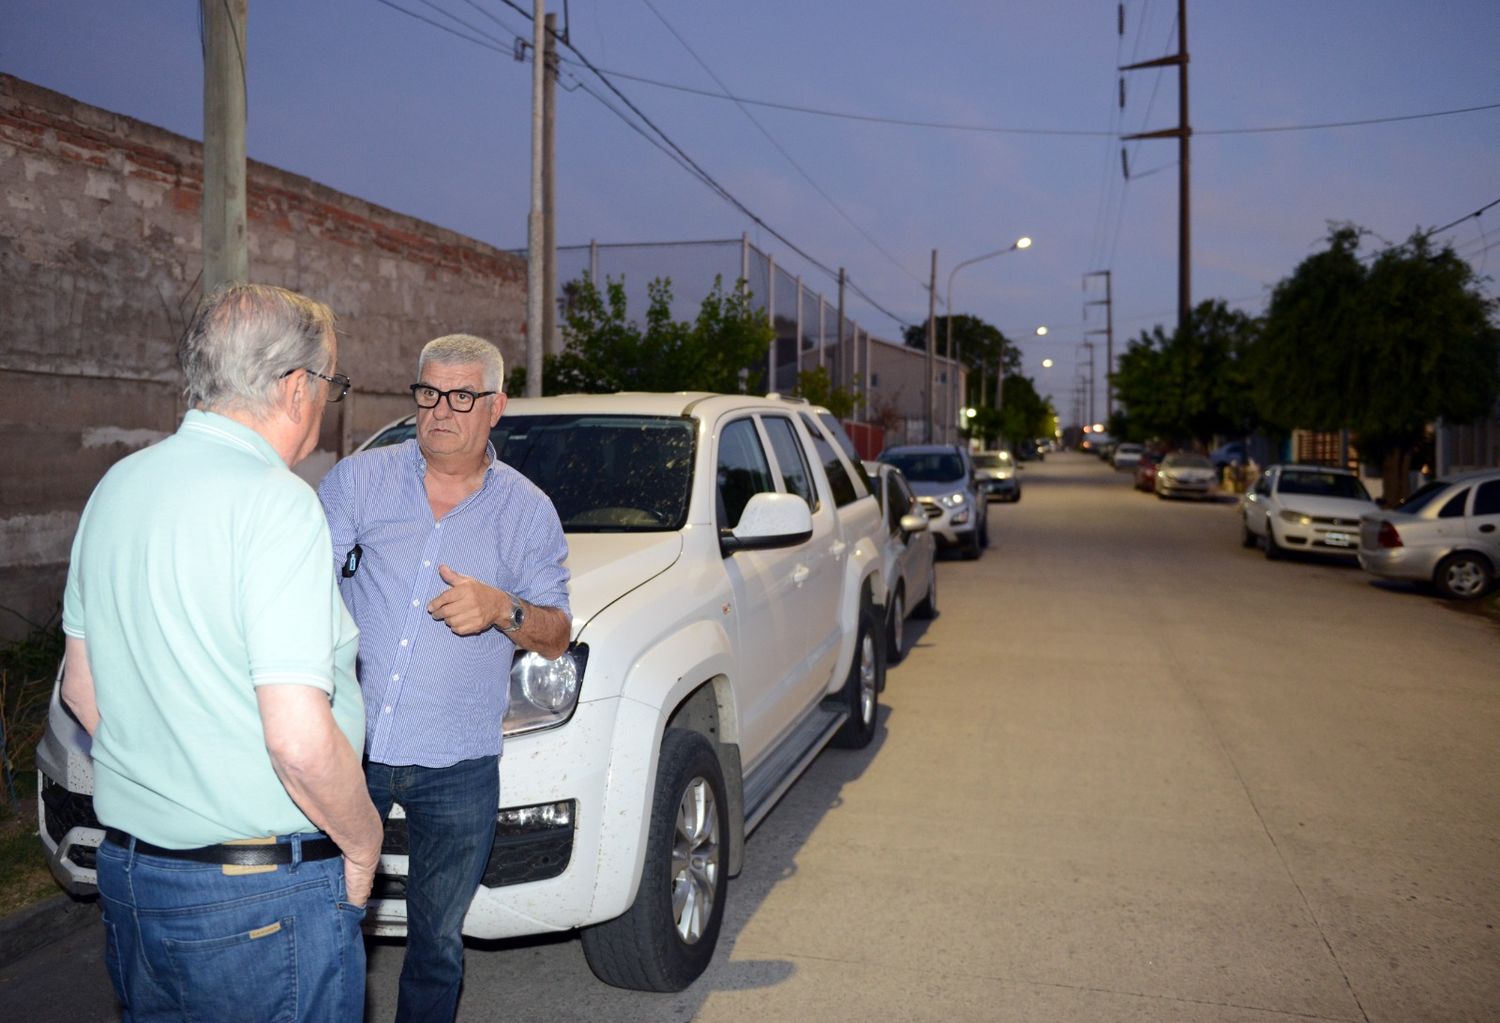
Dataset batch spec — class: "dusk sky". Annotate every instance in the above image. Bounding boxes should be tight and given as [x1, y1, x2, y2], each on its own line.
[5, 1, 1498, 421]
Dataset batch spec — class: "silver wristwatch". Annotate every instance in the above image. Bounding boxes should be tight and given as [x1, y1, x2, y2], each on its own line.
[501, 594, 525, 634]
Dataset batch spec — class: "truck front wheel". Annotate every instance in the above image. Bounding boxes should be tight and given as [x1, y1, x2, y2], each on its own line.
[581, 729, 729, 992]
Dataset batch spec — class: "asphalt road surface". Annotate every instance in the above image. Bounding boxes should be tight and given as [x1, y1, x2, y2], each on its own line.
[6, 451, 1498, 1021]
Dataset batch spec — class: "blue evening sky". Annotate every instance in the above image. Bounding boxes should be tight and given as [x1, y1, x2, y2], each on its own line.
[4, 1, 1497, 417]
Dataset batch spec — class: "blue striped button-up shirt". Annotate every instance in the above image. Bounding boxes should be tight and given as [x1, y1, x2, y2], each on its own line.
[318, 439, 571, 768]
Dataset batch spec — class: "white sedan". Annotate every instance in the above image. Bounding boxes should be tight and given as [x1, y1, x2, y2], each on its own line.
[1241, 464, 1378, 559]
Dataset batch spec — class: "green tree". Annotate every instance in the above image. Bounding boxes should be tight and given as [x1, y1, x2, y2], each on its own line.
[1111, 299, 1260, 447]
[1254, 225, 1499, 502]
[791, 365, 860, 419]
[509, 274, 774, 395]
[903, 315, 1020, 406]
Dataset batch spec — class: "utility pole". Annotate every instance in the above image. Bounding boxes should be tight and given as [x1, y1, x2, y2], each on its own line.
[1084, 270, 1114, 420]
[1120, 0, 1190, 337]
[1080, 341, 1097, 427]
[201, 0, 248, 293]
[542, 13, 559, 357]
[525, 0, 546, 396]
[925, 251, 937, 443]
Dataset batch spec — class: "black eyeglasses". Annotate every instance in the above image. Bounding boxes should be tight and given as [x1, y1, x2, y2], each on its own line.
[410, 384, 496, 413]
[281, 368, 352, 403]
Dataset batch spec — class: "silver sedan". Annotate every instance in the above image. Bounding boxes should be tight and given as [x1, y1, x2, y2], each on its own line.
[1358, 469, 1500, 599]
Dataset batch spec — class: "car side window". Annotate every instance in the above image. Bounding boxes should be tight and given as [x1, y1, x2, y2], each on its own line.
[1438, 488, 1469, 519]
[891, 474, 918, 531]
[761, 415, 818, 512]
[799, 413, 859, 507]
[1473, 480, 1500, 516]
[716, 419, 775, 530]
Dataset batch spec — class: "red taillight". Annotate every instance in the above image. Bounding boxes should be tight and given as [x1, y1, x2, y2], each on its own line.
[1377, 521, 1403, 549]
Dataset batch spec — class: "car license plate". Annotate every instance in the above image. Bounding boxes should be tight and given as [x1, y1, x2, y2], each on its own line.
[1325, 532, 1352, 547]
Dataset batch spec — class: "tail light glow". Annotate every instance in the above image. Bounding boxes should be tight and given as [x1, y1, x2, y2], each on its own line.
[1377, 521, 1403, 549]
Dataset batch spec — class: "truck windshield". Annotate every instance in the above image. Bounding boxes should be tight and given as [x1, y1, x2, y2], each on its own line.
[358, 415, 696, 531]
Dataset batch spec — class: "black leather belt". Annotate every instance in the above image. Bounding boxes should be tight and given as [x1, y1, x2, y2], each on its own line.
[104, 828, 341, 866]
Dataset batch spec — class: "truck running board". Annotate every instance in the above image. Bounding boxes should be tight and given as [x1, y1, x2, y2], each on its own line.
[742, 703, 848, 834]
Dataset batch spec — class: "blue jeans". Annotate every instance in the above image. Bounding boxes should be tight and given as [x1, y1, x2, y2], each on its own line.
[366, 755, 498, 1023]
[96, 834, 366, 1022]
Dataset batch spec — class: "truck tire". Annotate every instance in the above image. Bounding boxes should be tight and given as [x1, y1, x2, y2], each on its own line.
[581, 729, 729, 991]
[831, 604, 883, 749]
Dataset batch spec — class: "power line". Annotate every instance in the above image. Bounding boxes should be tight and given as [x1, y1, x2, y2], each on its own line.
[556, 56, 1500, 140]
[635, 0, 927, 292]
[372, 0, 510, 52]
[1198, 102, 1500, 135]
[488, 0, 912, 327]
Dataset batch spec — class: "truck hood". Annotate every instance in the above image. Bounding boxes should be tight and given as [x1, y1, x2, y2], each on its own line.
[564, 532, 684, 632]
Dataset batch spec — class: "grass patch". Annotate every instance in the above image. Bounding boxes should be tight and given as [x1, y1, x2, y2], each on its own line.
[0, 618, 66, 917]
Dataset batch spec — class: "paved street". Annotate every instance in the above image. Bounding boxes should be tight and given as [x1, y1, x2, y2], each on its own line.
[6, 451, 1498, 1021]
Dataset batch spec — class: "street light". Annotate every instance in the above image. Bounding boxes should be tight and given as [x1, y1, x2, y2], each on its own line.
[945, 236, 1033, 443]
[1042, 358, 1054, 368]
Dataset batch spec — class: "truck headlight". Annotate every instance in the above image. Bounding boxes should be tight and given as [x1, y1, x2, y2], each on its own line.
[1278, 509, 1312, 526]
[504, 643, 588, 736]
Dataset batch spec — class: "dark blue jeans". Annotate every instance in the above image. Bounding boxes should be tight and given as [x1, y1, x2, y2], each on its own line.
[96, 834, 366, 1022]
[366, 755, 499, 1023]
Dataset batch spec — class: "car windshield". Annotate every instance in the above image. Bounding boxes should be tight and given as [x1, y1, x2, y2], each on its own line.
[359, 415, 696, 532]
[882, 451, 964, 482]
[1394, 480, 1451, 515]
[1162, 453, 1211, 469]
[972, 453, 1011, 469]
[1278, 471, 1370, 501]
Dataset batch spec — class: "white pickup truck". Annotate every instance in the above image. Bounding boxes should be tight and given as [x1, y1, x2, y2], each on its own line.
[38, 392, 889, 991]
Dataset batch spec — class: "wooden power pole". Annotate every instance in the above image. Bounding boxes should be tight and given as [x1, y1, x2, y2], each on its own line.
[201, 0, 248, 293]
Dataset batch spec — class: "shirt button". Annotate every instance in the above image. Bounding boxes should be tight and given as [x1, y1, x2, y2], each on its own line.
[391, 674, 400, 681]
[411, 599, 419, 607]
[384, 706, 392, 715]
[423, 560, 431, 568]
[400, 638, 409, 647]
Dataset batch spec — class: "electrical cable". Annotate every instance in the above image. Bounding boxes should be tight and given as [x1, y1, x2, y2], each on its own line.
[488, 0, 912, 328]
[636, 0, 928, 293]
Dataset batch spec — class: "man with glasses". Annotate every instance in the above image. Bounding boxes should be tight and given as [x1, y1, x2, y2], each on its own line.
[319, 333, 571, 1022]
[60, 283, 382, 1021]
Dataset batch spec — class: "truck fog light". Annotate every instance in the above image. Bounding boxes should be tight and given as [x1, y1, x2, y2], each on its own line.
[496, 800, 575, 836]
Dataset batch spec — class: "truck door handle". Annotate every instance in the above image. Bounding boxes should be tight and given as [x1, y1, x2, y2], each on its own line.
[792, 565, 811, 586]
[1481, 524, 1496, 533]
[830, 541, 847, 558]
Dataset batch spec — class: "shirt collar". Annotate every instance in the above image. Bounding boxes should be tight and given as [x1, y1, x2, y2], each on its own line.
[179, 409, 286, 467]
[408, 438, 500, 482]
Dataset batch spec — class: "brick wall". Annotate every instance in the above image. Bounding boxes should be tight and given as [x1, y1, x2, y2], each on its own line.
[0, 74, 527, 638]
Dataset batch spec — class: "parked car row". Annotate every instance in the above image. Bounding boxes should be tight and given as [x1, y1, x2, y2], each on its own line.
[1239, 463, 1500, 601]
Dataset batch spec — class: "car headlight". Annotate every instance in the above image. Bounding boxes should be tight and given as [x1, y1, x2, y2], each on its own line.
[1278, 509, 1312, 526]
[504, 643, 588, 736]
[938, 491, 967, 508]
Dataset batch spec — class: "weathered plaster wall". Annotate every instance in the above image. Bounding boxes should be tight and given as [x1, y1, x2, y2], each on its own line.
[0, 74, 527, 637]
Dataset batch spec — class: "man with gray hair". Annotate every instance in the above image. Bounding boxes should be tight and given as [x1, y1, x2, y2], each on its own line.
[61, 283, 383, 1021]
[319, 333, 571, 1022]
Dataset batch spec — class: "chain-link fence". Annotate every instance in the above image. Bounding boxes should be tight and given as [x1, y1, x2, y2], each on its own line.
[533, 237, 961, 444]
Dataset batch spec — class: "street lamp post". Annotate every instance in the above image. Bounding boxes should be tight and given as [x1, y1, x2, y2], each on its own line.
[945, 236, 1031, 444]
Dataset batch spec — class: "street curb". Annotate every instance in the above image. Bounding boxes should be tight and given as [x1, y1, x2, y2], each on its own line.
[0, 892, 99, 970]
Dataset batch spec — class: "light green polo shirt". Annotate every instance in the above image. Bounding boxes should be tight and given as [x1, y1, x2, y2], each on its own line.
[62, 409, 363, 848]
